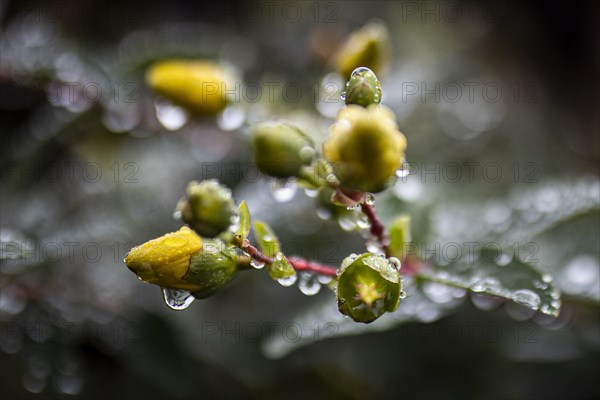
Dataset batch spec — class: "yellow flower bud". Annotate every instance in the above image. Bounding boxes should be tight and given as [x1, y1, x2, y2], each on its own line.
[332, 22, 391, 79]
[323, 105, 407, 193]
[125, 227, 203, 292]
[146, 60, 235, 115]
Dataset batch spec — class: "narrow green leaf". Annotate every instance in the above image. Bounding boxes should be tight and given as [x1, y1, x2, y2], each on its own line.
[236, 201, 251, 240]
[268, 253, 296, 280]
[252, 221, 280, 258]
[389, 214, 411, 260]
[418, 252, 562, 317]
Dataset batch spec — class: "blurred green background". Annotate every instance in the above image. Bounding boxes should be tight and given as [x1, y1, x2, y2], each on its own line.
[1, 0, 598, 399]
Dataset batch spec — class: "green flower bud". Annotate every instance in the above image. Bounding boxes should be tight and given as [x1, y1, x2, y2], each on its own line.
[251, 121, 316, 179]
[146, 60, 235, 115]
[186, 239, 239, 299]
[344, 67, 382, 107]
[333, 22, 391, 79]
[124, 227, 239, 297]
[177, 180, 237, 238]
[323, 105, 407, 193]
[337, 253, 402, 323]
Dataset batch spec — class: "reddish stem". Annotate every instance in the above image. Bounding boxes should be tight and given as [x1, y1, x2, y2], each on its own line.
[360, 202, 390, 257]
[240, 239, 338, 277]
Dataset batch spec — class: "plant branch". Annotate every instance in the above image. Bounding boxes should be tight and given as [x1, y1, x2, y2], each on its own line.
[360, 202, 390, 257]
[239, 239, 338, 277]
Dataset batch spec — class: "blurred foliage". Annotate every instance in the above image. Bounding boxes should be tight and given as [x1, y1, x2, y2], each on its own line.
[1, 0, 599, 399]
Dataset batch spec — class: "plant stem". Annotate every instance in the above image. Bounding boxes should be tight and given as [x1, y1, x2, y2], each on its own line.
[360, 202, 390, 257]
[239, 239, 338, 277]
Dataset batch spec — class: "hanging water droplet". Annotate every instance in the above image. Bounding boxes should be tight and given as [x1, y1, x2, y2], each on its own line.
[356, 213, 370, 230]
[542, 273, 553, 283]
[471, 293, 502, 311]
[422, 282, 455, 304]
[366, 238, 382, 254]
[269, 179, 298, 203]
[510, 289, 541, 311]
[388, 257, 401, 271]
[395, 168, 409, 178]
[298, 273, 321, 296]
[172, 210, 182, 220]
[340, 91, 346, 101]
[470, 277, 501, 294]
[162, 288, 195, 310]
[317, 275, 333, 284]
[304, 188, 319, 198]
[346, 204, 360, 211]
[216, 104, 246, 131]
[277, 273, 298, 287]
[154, 99, 188, 131]
[250, 260, 265, 269]
[316, 207, 332, 220]
[365, 193, 375, 206]
[399, 290, 408, 299]
[338, 215, 357, 231]
[496, 253, 512, 266]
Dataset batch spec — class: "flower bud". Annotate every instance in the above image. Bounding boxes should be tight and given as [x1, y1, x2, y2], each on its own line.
[332, 22, 391, 79]
[344, 67, 382, 107]
[337, 253, 402, 323]
[177, 180, 237, 238]
[323, 105, 407, 193]
[251, 121, 316, 179]
[124, 227, 239, 297]
[146, 60, 235, 115]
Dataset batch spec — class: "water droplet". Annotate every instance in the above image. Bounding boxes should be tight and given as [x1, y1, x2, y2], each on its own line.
[277, 274, 298, 287]
[304, 188, 319, 198]
[228, 215, 241, 233]
[298, 273, 321, 296]
[511, 289, 541, 311]
[505, 300, 537, 321]
[316, 207, 332, 220]
[399, 290, 408, 299]
[250, 260, 265, 269]
[172, 210, 182, 220]
[496, 253, 512, 266]
[395, 168, 409, 178]
[154, 99, 188, 131]
[317, 275, 333, 285]
[365, 193, 375, 206]
[388, 257, 401, 271]
[366, 238, 383, 254]
[269, 179, 297, 203]
[338, 215, 357, 231]
[351, 66, 373, 76]
[346, 204, 359, 211]
[356, 214, 370, 230]
[471, 293, 502, 311]
[470, 277, 501, 294]
[423, 282, 455, 304]
[340, 91, 346, 101]
[162, 288, 195, 310]
[542, 273, 553, 283]
[216, 104, 245, 131]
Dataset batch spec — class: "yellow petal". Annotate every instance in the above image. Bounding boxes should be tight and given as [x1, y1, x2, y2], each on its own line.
[125, 227, 203, 291]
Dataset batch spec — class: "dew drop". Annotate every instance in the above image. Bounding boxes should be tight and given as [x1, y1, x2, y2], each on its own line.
[388, 257, 401, 271]
[250, 260, 265, 269]
[154, 99, 188, 131]
[356, 214, 371, 230]
[395, 168, 409, 178]
[422, 282, 455, 304]
[269, 179, 298, 203]
[471, 293, 502, 311]
[162, 288, 195, 310]
[316, 207, 332, 220]
[366, 238, 383, 254]
[298, 273, 321, 296]
[317, 275, 333, 284]
[216, 104, 245, 131]
[277, 273, 298, 287]
[365, 193, 375, 206]
[304, 188, 319, 198]
[399, 290, 408, 299]
[351, 66, 372, 76]
[340, 92, 346, 101]
[510, 289, 541, 311]
[338, 215, 357, 231]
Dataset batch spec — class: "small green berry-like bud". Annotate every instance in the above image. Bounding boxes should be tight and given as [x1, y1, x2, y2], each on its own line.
[337, 253, 402, 323]
[251, 121, 315, 179]
[178, 180, 237, 238]
[186, 239, 239, 299]
[344, 67, 382, 107]
[323, 105, 407, 193]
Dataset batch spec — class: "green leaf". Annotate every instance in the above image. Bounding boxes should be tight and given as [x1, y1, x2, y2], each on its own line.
[389, 214, 411, 260]
[418, 252, 562, 317]
[252, 221, 280, 257]
[268, 253, 296, 280]
[236, 201, 251, 240]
